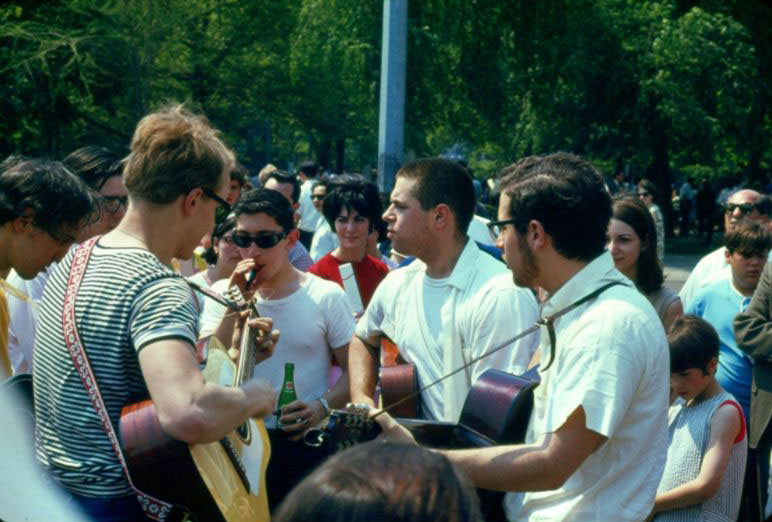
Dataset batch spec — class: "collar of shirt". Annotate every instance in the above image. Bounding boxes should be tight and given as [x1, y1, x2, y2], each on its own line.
[443, 237, 487, 291]
[542, 250, 631, 316]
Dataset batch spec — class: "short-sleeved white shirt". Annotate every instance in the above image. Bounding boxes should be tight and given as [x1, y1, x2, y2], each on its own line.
[678, 246, 729, 309]
[6, 268, 49, 374]
[356, 239, 540, 422]
[200, 273, 355, 428]
[505, 252, 669, 522]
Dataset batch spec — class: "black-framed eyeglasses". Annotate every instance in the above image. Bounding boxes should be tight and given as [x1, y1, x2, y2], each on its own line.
[231, 231, 288, 249]
[202, 187, 232, 214]
[723, 202, 756, 216]
[99, 195, 128, 214]
[486, 218, 517, 234]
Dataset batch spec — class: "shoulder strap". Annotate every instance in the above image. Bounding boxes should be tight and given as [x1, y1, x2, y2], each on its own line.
[61, 237, 173, 521]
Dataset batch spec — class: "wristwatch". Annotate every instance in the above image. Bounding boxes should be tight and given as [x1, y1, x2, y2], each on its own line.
[318, 397, 330, 417]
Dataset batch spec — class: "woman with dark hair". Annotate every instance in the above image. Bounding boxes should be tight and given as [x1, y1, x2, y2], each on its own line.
[273, 441, 483, 522]
[188, 214, 240, 313]
[309, 175, 389, 312]
[637, 178, 665, 261]
[608, 196, 682, 330]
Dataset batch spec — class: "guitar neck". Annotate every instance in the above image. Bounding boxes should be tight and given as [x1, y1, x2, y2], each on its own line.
[235, 302, 260, 386]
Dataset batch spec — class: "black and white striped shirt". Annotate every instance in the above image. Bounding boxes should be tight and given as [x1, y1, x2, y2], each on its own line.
[33, 241, 198, 498]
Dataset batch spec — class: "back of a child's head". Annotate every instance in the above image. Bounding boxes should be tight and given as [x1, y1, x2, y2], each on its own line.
[667, 315, 719, 374]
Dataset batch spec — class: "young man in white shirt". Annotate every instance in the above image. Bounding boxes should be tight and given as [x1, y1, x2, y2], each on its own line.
[199, 187, 355, 510]
[377, 152, 670, 522]
[349, 157, 539, 422]
[296, 161, 324, 249]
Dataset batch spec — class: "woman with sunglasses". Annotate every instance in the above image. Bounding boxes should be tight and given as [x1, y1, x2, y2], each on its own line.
[608, 196, 683, 331]
[188, 215, 241, 313]
[637, 179, 665, 262]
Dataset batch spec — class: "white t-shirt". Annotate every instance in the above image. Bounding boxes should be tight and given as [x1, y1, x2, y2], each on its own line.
[422, 275, 452, 346]
[309, 221, 339, 261]
[298, 179, 324, 233]
[199, 273, 355, 428]
[6, 267, 50, 374]
[356, 239, 540, 422]
[505, 251, 669, 522]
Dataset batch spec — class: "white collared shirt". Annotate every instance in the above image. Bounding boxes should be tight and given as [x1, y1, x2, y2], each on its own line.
[506, 251, 669, 521]
[356, 238, 540, 422]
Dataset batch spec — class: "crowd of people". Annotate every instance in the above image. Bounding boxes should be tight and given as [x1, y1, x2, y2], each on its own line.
[1, 105, 771, 522]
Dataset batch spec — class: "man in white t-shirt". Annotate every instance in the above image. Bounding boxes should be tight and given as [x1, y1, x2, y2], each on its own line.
[199, 187, 355, 510]
[680, 189, 772, 308]
[350, 158, 539, 422]
[377, 152, 670, 521]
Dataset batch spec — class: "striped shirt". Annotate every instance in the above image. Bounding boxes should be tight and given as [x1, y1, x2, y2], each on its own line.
[33, 241, 199, 498]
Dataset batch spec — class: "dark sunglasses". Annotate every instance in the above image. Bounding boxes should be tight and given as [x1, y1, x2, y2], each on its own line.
[486, 218, 517, 234]
[723, 202, 756, 216]
[202, 187, 232, 213]
[231, 231, 288, 249]
[99, 195, 128, 214]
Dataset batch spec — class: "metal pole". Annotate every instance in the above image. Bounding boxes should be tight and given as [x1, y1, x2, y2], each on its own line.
[376, 0, 407, 194]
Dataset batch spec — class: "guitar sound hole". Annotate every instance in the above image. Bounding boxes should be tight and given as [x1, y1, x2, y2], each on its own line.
[237, 422, 249, 441]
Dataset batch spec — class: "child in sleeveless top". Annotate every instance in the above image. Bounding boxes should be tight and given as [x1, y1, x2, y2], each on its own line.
[651, 315, 747, 521]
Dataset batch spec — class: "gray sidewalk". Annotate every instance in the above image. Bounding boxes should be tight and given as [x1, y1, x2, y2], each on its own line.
[663, 253, 702, 294]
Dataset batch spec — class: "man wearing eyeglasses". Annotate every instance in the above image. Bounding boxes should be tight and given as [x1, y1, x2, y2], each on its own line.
[680, 189, 772, 308]
[199, 187, 355, 510]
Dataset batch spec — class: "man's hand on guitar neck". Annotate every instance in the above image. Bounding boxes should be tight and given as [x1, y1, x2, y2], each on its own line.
[229, 313, 279, 365]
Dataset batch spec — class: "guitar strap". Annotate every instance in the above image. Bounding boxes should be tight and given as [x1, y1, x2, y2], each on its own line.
[61, 237, 173, 521]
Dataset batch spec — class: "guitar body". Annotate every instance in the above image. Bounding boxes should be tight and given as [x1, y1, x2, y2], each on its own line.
[378, 337, 419, 418]
[120, 341, 270, 522]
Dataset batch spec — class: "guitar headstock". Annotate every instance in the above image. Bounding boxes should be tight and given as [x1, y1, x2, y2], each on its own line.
[223, 286, 248, 311]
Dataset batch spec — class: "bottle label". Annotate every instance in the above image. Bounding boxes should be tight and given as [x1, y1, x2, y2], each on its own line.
[285, 382, 294, 391]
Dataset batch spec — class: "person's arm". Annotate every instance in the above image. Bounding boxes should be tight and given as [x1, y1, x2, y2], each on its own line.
[348, 334, 380, 407]
[652, 402, 742, 514]
[735, 262, 772, 361]
[139, 338, 276, 444]
[376, 405, 606, 491]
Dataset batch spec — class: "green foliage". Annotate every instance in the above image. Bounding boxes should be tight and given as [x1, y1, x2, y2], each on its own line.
[0, 0, 769, 194]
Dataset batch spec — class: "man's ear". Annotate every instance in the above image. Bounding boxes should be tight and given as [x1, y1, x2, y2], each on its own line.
[182, 189, 201, 217]
[286, 228, 299, 249]
[707, 357, 718, 376]
[433, 203, 453, 232]
[11, 210, 34, 233]
[527, 220, 548, 251]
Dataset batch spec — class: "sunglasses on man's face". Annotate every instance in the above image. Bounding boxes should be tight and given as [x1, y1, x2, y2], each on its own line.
[724, 202, 757, 216]
[99, 195, 128, 214]
[231, 231, 288, 249]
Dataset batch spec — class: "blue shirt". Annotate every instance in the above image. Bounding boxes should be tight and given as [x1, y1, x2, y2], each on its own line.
[686, 278, 752, 421]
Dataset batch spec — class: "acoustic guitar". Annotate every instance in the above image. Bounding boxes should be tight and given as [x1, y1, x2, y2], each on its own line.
[119, 289, 270, 522]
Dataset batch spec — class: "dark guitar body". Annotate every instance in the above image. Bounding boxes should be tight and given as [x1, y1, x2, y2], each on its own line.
[120, 400, 226, 522]
[379, 363, 419, 418]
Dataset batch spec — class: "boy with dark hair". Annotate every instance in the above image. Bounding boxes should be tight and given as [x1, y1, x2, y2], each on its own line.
[687, 222, 771, 422]
[0, 159, 94, 377]
[652, 315, 746, 520]
[200, 187, 355, 510]
[262, 170, 314, 271]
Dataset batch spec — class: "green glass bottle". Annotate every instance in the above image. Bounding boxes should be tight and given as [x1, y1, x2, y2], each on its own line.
[276, 362, 297, 424]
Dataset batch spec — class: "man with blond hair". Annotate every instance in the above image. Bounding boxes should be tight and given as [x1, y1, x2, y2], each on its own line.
[34, 106, 276, 520]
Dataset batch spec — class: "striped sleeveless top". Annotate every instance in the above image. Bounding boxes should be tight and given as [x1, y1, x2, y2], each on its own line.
[654, 390, 747, 521]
